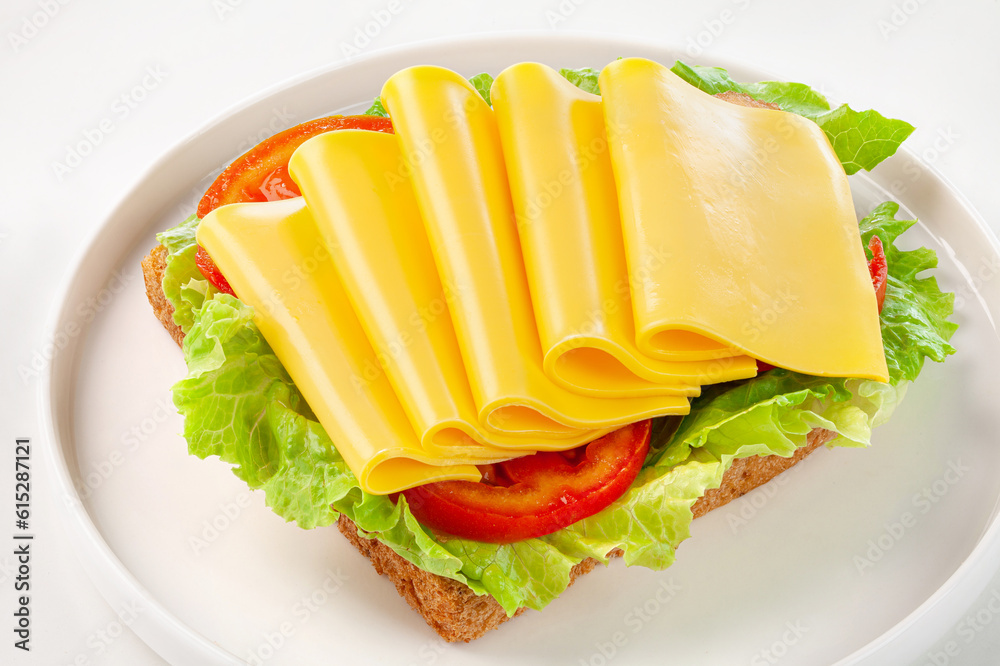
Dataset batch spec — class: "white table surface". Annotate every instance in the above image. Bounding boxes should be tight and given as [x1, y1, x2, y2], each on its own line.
[2, 1, 997, 664]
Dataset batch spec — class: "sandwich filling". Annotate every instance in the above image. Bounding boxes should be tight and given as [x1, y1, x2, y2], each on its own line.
[156, 59, 955, 615]
[195, 58, 887, 496]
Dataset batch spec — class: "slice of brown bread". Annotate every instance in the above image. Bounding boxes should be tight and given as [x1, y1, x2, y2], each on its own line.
[141, 243, 835, 643]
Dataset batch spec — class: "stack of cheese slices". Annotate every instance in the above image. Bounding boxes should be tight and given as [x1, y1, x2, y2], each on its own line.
[196, 57, 888, 495]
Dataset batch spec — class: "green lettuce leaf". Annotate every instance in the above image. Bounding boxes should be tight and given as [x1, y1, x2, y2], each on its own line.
[156, 213, 199, 254]
[559, 67, 601, 95]
[818, 106, 917, 174]
[156, 215, 218, 332]
[158, 200, 955, 615]
[740, 81, 831, 119]
[669, 62, 829, 119]
[669, 61, 915, 174]
[363, 96, 388, 118]
[172, 294, 352, 529]
[668, 62, 744, 96]
[860, 202, 957, 382]
[468, 73, 494, 106]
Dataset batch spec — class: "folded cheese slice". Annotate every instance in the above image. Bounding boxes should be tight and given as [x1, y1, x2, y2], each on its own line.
[491, 62, 758, 398]
[381, 65, 691, 434]
[289, 129, 609, 452]
[600, 58, 889, 381]
[196, 197, 483, 494]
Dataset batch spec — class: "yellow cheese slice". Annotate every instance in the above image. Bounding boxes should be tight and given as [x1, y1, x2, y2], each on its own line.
[288, 129, 609, 452]
[600, 58, 889, 381]
[491, 62, 758, 397]
[196, 197, 483, 494]
[381, 65, 691, 435]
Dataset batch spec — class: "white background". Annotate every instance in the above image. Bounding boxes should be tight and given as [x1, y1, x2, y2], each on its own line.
[1, 0, 998, 664]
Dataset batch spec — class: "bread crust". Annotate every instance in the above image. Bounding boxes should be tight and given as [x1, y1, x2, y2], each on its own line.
[143, 235, 836, 643]
[141, 244, 185, 347]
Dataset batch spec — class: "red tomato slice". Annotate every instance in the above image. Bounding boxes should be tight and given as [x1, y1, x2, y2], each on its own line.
[868, 235, 888, 313]
[402, 420, 652, 543]
[196, 114, 394, 217]
[193, 114, 394, 294]
[195, 245, 235, 297]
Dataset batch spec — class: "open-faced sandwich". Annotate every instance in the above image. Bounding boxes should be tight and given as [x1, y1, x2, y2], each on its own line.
[142, 57, 957, 642]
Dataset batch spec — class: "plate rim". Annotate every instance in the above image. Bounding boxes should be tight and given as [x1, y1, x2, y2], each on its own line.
[39, 30, 1000, 666]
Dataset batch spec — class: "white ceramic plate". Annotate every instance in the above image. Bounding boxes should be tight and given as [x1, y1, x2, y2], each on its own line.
[41, 33, 1000, 666]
